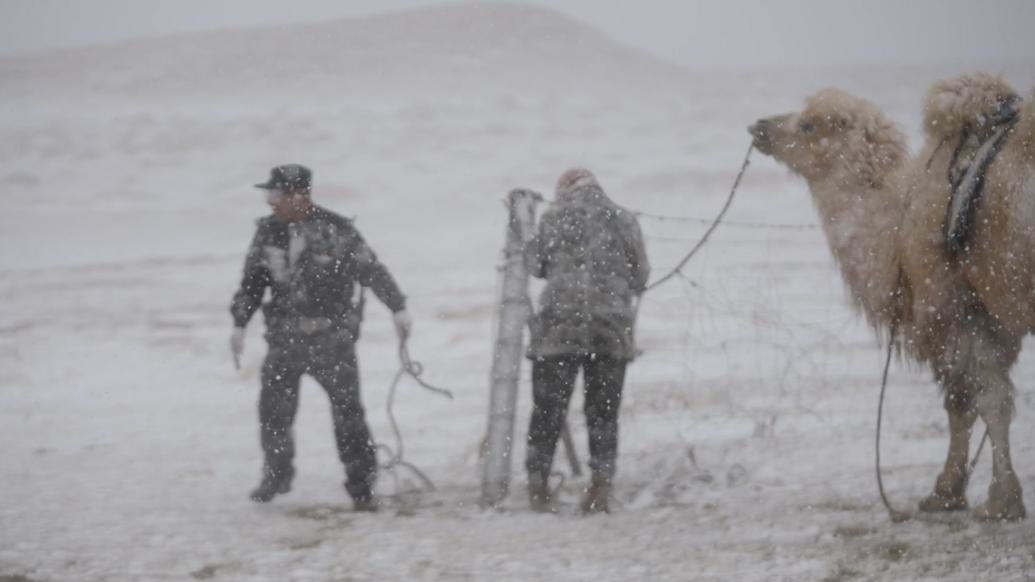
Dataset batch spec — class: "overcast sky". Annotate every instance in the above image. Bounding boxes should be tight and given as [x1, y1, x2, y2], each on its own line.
[0, 0, 1032, 69]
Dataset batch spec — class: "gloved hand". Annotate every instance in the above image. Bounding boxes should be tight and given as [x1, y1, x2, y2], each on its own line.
[230, 327, 245, 370]
[393, 310, 413, 341]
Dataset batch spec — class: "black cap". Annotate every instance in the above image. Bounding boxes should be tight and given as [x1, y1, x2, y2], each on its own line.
[254, 164, 312, 194]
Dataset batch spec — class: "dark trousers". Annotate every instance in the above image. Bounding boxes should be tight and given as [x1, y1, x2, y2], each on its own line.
[525, 354, 627, 481]
[260, 332, 377, 501]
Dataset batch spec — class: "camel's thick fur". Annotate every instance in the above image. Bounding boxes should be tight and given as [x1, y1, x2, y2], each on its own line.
[749, 89, 910, 335]
[750, 74, 1032, 520]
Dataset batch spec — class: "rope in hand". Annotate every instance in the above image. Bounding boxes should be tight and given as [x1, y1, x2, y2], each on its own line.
[376, 338, 454, 498]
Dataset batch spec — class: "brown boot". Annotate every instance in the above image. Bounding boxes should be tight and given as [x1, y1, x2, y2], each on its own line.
[528, 475, 556, 513]
[581, 473, 611, 514]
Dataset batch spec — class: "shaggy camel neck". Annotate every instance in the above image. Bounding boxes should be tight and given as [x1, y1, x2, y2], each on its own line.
[807, 174, 907, 331]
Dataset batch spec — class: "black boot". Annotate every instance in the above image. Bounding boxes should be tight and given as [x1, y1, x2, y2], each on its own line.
[350, 487, 380, 512]
[249, 465, 294, 503]
[346, 480, 380, 512]
[352, 493, 380, 513]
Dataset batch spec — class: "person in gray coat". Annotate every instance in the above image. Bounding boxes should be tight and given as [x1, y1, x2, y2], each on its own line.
[524, 168, 649, 513]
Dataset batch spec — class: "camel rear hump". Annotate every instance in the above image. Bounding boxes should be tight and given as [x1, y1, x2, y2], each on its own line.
[922, 72, 1019, 141]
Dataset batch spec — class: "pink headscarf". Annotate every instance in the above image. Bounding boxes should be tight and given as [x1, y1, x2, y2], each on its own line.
[555, 167, 602, 203]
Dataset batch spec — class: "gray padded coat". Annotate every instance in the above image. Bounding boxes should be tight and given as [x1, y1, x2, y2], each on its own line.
[526, 187, 649, 360]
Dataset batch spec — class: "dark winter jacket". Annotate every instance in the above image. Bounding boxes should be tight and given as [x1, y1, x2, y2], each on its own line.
[231, 205, 406, 340]
[526, 187, 649, 360]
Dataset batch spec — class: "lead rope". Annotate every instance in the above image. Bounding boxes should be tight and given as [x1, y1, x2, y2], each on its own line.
[645, 143, 754, 293]
[630, 143, 755, 350]
[875, 320, 911, 522]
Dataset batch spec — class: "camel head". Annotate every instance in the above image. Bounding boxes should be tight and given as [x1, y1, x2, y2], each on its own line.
[749, 88, 907, 190]
[922, 72, 1020, 143]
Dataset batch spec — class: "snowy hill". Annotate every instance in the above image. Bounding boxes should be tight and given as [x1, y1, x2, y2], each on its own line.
[2, 3, 1035, 581]
[1, 3, 690, 106]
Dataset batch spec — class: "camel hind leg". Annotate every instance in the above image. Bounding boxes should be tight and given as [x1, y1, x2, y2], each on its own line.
[971, 369, 1025, 521]
[957, 319, 1025, 521]
[918, 387, 977, 512]
[926, 310, 1025, 520]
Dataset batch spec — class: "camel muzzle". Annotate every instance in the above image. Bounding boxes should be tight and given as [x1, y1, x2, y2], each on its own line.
[748, 119, 774, 154]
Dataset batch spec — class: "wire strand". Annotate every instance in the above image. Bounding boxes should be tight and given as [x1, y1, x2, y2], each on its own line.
[632, 211, 818, 230]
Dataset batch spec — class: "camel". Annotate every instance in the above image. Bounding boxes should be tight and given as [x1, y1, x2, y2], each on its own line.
[748, 73, 1032, 520]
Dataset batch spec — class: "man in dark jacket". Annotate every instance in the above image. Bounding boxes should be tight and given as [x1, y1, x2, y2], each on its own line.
[230, 164, 412, 510]
[525, 168, 649, 514]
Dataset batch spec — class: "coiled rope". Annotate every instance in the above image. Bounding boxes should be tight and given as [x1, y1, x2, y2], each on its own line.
[376, 339, 454, 498]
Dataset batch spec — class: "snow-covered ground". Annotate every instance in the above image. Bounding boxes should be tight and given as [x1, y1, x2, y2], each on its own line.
[2, 4, 1034, 581]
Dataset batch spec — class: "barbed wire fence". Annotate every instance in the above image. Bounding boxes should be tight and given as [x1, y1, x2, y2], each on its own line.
[398, 175, 875, 510]
[605, 201, 879, 508]
[479, 175, 880, 509]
